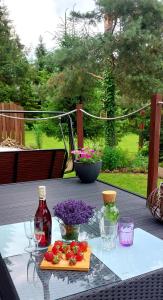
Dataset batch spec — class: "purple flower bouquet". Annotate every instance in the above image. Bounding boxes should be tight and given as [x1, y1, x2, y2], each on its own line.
[53, 199, 94, 225]
[53, 199, 95, 241]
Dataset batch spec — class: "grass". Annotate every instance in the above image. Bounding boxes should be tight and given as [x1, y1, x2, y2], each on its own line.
[25, 131, 139, 153]
[26, 130, 157, 197]
[25, 131, 67, 149]
[64, 172, 162, 198]
[118, 133, 139, 155]
[98, 173, 159, 197]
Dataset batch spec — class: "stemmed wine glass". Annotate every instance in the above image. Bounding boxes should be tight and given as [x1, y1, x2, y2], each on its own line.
[26, 253, 37, 283]
[32, 217, 45, 255]
[24, 219, 34, 253]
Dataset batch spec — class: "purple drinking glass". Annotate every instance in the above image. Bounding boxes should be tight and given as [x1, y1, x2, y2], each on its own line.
[118, 217, 134, 247]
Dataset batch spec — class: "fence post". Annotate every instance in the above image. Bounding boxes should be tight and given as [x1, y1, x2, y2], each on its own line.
[147, 94, 162, 197]
[76, 104, 84, 149]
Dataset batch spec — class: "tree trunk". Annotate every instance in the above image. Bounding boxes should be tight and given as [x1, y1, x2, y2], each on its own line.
[103, 70, 116, 147]
[103, 14, 116, 147]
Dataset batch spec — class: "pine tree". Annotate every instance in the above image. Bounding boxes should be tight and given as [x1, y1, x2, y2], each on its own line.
[0, 4, 33, 106]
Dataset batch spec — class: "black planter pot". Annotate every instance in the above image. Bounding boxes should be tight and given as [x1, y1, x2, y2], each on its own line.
[74, 161, 102, 183]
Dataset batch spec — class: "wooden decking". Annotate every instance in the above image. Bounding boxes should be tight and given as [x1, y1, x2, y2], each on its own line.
[0, 177, 162, 239]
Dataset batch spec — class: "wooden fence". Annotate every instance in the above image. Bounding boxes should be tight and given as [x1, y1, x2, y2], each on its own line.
[0, 103, 24, 145]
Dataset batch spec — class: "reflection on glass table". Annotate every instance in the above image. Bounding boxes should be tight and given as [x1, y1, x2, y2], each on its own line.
[5, 252, 120, 300]
[26, 253, 37, 284]
[24, 220, 34, 253]
[0, 218, 99, 259]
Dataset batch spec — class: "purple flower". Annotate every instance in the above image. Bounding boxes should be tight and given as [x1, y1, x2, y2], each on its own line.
[53, 199, 95, 225]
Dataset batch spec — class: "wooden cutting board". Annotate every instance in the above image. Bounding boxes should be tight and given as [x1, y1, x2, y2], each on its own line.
[40, 246, 91, 272]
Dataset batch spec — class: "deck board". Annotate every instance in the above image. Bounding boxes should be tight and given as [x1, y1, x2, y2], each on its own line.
[0, 177, 162, 239]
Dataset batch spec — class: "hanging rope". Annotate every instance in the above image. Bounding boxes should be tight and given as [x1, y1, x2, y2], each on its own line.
[59, 118, 67, 151]
[0, 109, 77, 121]
[80, 103, 150, 120]
[0, 102, 151, 121]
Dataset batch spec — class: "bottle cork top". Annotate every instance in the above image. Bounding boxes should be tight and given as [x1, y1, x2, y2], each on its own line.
[102, 190, 117, 204]
[38, 186, 46, 199]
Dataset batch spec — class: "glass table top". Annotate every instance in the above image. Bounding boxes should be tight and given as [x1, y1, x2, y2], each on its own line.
[0, 218, 97, 258]
[4, 253, 120, 300]
[1, 219, 163, 299]
[89, 228, 163, 280]
[0, 218, 62, 258]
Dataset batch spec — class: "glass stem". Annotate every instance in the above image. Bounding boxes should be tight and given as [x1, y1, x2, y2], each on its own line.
[35, 240, 38, 252]
[28, 238, 32, 248]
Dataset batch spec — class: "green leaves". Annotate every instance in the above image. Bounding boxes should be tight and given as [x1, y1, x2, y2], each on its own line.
[104, 204, 119, 223]
[0, 4, 33, 105]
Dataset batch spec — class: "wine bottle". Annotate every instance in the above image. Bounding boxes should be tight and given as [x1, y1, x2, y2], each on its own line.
[34, 186, 52, 247]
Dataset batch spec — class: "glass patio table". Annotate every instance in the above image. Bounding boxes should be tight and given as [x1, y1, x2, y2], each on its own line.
[1, 177, 163, 299]
[0, 218, 120, 300]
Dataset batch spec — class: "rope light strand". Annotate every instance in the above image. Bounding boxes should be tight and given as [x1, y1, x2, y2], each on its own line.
[0, 109, 77, 121]
[80, 103, 150, 120]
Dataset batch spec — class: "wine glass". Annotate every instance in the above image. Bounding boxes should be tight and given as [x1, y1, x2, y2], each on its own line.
[24, 220, 34, 253]
[26, 253, 36, 283]
[32, 218, 45, 255]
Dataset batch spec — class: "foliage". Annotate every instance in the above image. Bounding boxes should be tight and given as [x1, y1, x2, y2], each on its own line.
[118, 133, 139, 154]
[71, 147, 101, 163]
[35, 36, 47, 71]
[72, 0, 163, 102]
[42, 72, 103, 139]
[139, 142, 149, 157]
[102, 69, 116, 146]
[53, 199, 94, 225]
[130, 153, 148, 173]
[33, 123, 43, 149]
[0, 4, 33, 106]
[102, 146, 130, 171]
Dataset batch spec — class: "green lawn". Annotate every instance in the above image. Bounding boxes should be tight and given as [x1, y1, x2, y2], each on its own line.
[26, 131, 157, 197]
[98, 173, 160, 197]
[118, 133, 139, 154]
[25, 131, 67, 149]
[65, 172, 162, 198]
[25, 131, 139, 153]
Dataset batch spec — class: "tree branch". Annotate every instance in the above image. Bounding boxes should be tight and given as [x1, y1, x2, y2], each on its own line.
[87, 71, 104, 80]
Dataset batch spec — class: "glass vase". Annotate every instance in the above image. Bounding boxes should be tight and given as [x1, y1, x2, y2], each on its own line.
[59, 221, 80, 242]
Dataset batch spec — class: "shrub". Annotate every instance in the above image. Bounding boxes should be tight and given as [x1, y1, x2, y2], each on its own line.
[33, 123, 43, 149]
[139, 142, 149, 156]
[130, 153, 148, 173]
[102, 147, 131, 171]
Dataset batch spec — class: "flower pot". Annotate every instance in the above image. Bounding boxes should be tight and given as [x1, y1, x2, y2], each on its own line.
[74, 161, 102, 183]
[59, 221, 80, 242]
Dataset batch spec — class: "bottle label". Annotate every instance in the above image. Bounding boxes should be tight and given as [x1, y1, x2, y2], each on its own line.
[38, 186, 46, 200]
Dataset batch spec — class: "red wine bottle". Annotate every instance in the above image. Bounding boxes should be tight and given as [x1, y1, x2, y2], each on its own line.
[34, 186, 52, 247]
